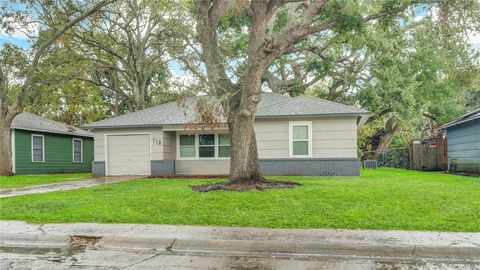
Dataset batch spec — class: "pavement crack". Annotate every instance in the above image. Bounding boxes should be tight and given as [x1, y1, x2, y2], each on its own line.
[119, 224, 140, 235]
[166, 238, 177, 252]
[407, 231, 417, 257]
[38, 224, 47, 235]
[120, 253, 161, 269]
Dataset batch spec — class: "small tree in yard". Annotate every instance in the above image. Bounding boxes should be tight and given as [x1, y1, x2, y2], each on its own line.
[0, 0, 115, 176]
[189, 0, 470, 191]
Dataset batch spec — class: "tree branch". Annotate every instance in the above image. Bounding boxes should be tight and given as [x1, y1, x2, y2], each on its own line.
[13, 0, 116, 113]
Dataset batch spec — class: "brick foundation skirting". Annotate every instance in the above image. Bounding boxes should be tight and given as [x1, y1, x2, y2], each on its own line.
[93, 158, 360, 177]
[92, 161, 105, 177]
[151, 160, 175, 176]
[259, 158, 360, 176]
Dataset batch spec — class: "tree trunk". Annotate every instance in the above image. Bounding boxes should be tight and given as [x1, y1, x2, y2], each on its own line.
[373, 131, 395, 160]
[228, 107, 264, 182]
[133, 83, 145, 111]
[373, 118, 400, 160]
[113, 69, 119, 115]
[0, 116, 13, 176]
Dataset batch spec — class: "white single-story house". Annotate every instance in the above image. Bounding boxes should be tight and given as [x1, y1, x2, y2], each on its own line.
[82, 93, 369, 177]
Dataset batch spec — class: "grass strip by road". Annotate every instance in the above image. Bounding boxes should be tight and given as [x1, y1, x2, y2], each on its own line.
[0, 168, 479, 232]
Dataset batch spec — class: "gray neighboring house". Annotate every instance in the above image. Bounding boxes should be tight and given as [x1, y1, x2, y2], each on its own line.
[440, 109, 480, 174]
[82, 93, 369, 177]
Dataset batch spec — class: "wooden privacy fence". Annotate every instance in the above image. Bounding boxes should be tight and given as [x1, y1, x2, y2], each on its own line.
[410, 137, 448, 171]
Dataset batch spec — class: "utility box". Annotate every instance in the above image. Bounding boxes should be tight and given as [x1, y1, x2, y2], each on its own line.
[363, 160, 377, 169]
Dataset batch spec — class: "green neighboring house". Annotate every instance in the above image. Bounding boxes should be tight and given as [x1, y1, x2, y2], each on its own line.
[10, 112, 94, 175]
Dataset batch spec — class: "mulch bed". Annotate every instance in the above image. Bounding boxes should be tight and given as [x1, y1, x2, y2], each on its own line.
[192, 180, 302, 192]
[148, 175, 228, 179]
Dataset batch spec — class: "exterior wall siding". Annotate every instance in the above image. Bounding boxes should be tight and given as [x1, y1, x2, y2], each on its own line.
[446, 120, 480, 173]
[255, 116, 358, 159]
[91, 116, 360, 176]
[14, 129, 93, 174]
[162, 131, 176, 160]
[92, 127, 165, 161]
[175, 160, 230, 175]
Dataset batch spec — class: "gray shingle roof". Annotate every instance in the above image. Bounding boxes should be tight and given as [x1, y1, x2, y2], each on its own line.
[256, 95, 368, 117]
[12, 112, 93, 137]
[440, 108, 480, 129]
[82, 93, 369, 129]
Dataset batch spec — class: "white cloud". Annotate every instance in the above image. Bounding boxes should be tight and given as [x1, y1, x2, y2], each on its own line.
[469, 32, 480, 50]
[414, 15, 423, 22]
[0, 17, 38, 40]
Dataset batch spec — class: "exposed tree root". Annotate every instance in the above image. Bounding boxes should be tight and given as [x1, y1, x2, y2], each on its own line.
[192, 179, 302, 192]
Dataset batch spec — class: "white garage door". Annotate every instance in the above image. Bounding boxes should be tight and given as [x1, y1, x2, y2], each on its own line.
[107, 134, 150, 176]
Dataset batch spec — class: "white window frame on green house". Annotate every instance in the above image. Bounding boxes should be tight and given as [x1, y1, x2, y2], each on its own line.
[289, 121, 313, 158]
[31, 134, 45, 162]
[176, 132, 230, 160]
[72, 138, 83, 163]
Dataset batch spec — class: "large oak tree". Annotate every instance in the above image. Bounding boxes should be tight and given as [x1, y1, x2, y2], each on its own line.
[192, 0, 456, 184]
[0, 0, 115, 175]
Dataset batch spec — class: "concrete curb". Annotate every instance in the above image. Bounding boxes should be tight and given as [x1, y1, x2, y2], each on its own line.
[2, 234, 480, 263]
[1, 221, 480, 263]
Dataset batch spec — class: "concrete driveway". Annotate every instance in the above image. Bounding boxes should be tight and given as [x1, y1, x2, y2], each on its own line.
[0, 176, 141, 198]
[1, 221, 479, 269]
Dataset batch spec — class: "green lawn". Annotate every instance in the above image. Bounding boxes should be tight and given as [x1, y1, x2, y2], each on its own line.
[1, 168, 479, 232]
[0, 173, 91, 189]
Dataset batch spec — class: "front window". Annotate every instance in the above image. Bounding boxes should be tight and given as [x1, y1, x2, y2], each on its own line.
[32, 135, 44, 162]
[290, 122, 312, 157]
[178, 133, 230, 159]
[218, 134, 231, 157]
[179, 135, 196, 158]
[199, 134, 215, 157]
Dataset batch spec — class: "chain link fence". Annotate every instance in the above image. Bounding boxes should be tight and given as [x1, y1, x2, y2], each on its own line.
[362, 147, 411, 169]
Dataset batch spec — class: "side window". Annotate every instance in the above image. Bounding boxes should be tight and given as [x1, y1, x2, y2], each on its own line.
[290, 122, 312, 157]
[179, 135, 196, 158]
[32, 135, 44, 162]
[73, 138, 83, 162]
[199, 134, 215, 158]
[218, 134, 231, 157]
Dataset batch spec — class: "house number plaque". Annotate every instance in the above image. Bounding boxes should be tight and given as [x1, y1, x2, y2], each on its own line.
[152, 138, 162, 145]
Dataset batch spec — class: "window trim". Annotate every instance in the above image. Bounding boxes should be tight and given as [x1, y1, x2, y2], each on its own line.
[289, 121, 313, 158]
[72, 138, 83, 163]
[179, 134, 196, 159]
[31, 134, 45, 163]
[218, 134, 231, 158]
[177, 132, 230, 160]
[198, 134, 215, 158]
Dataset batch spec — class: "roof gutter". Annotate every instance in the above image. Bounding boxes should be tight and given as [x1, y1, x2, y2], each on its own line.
[11, 127, 94, 138]
[439, 115, 480, 130]
[82, 112, 370, 130]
